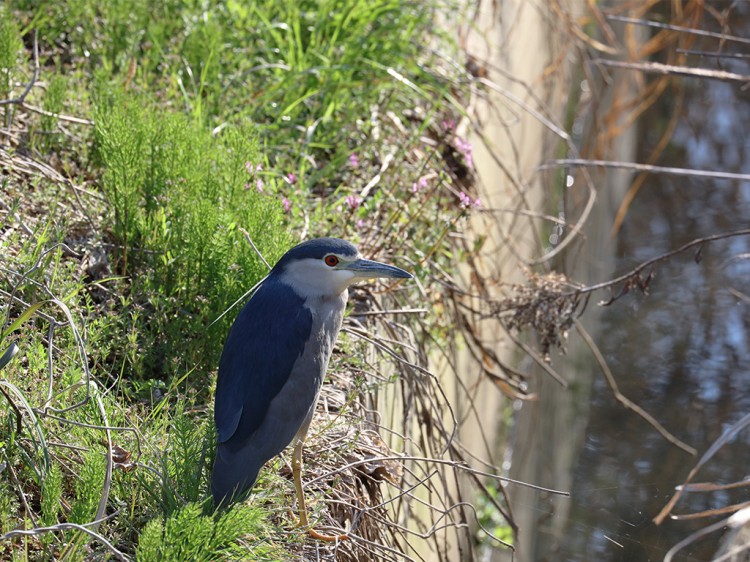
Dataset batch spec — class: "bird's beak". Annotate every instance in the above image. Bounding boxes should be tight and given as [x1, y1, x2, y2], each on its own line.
[344, 258, 412, 280]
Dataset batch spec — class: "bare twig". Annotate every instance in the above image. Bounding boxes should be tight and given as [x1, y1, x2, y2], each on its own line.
[360, 152, 395, 200]
[677, 48, 750, 60]
[0, 30, 39, 108]
[239, 227, 271, 270]
[208, 276, 266, 329]
[0, 384, 22, 434]
[90, 386, 113, 529]
[0, 518, 128, 561]
[306, 453, 569, 496]
[541, 158, 750, 182]
[570, 228, 750, 302]
[663, 515, 733, 562]
[575, 320, 696, 455]
[654, 410, 750, 525]
[593, 58, 750, 84]
[18, 102, 94, 126]
[607, 15, 750, 47]
[670, 500, 750, 521]
[3, 455, 38, 526]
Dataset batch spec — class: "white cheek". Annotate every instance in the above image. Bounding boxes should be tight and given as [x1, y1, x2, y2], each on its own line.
[283, 260, 355, 298]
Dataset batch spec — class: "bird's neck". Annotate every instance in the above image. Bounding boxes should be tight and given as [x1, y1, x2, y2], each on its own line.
[306, 288, 348, 308]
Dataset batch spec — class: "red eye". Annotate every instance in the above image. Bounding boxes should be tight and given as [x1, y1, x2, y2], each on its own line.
[324, 255, 339, 267]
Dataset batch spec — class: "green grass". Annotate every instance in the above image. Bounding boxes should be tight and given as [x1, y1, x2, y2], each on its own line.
[135, 502, 272, 562]
[0, 8, 22, 103]
[0, 0, 480, 558]
[92, 86, 288, 384]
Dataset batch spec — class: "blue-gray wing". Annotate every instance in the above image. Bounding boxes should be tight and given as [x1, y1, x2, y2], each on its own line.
[214, 279, 312, 444]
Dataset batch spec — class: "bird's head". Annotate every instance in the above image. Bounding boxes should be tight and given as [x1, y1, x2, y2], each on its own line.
[273, 238, 412, 299]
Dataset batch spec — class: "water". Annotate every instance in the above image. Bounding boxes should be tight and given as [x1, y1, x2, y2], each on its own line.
[560, 13, 750, 562]
[508, 6, 750, 561]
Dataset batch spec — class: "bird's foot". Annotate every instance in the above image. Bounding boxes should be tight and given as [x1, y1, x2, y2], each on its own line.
[287, 509, 348, 541]
[307, 527, 349, 542]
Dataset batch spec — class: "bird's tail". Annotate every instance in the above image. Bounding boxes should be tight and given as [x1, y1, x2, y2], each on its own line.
[211, 443, 262, 508]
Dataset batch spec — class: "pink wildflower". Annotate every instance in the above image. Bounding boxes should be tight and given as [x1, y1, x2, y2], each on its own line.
[458, 191, 481, 209]
[244, 182, 252, 191]
[412, 176, 429, 193]
[349, 153, 359, 168]
[256, 178, 264, 193]
[455, 136, 474, 169]
[281, 197, 292, 213]
[345, 194, 362, 210]
[458, 191, 471, 208]
[286, 172, 297, 185]
[245, 162, 263, 174]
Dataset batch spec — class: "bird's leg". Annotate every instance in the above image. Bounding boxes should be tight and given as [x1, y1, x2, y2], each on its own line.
[291, 440, 348, 542]
[291, 440, 309, 527]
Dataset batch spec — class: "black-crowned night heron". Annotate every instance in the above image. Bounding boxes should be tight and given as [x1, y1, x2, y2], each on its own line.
[211, 237, 411, 540]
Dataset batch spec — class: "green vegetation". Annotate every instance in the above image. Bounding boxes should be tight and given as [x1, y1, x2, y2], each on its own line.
[1, 0, 483, 559]
[93, 90, 285, 383]
[0, 9, 22, 103]
[135, 502, 272, 562]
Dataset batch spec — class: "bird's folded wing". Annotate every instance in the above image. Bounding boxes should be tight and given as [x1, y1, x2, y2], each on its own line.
[214, 279, 313, 444]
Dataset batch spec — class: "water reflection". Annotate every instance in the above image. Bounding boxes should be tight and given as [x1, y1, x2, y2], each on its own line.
[557, 10, 750, 562]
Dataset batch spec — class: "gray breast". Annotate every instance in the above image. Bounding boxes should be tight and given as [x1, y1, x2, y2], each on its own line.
[251, 291, 347, 462]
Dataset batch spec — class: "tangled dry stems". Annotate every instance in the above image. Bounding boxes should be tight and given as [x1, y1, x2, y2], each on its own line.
[495, 271, 587, 359]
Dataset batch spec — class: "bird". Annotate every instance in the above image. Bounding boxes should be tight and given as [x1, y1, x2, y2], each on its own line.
[211, 237, 411, 540]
